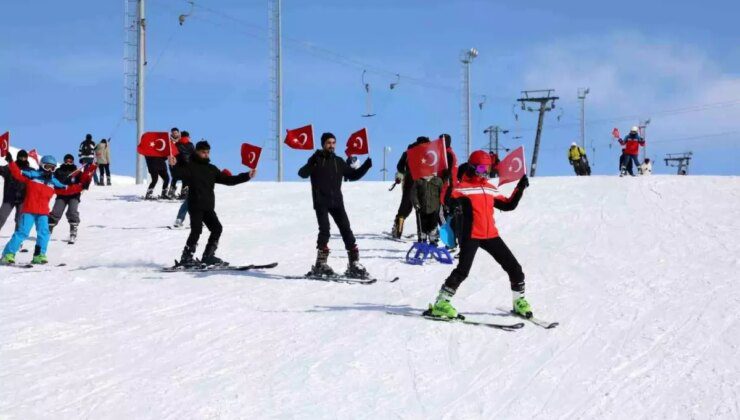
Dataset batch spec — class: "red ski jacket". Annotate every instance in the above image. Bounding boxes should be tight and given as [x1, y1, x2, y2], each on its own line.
[451, 174, 524, 240]
[619, 135, 645, 156]
[9, 162, 87, 215]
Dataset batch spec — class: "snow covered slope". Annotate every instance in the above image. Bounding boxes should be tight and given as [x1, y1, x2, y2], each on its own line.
[1, 176, 739, 419]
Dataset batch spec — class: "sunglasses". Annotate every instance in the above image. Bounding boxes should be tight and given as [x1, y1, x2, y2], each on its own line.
[42, 163, 57, 172]
[475, 164, 490, 175]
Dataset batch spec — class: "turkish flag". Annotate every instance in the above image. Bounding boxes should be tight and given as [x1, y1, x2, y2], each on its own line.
[137, 132, 172, 157]
[284, 125, 314, 150]
[612, 128, 621, 138]
[497, 146, 527, 186]
[27, 149, 40, 166]
[407, 138, 447, 181]
[240, 143, 262, 169]
[0, 131, 8, 158]
[345, 128, 369, 156]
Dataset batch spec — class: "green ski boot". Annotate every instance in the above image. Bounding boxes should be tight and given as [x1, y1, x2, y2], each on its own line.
[513, 297, 533, 318]
[1, 253, 15, 265]
[428, 299, 459, 319]
[31, 254, 48, 265]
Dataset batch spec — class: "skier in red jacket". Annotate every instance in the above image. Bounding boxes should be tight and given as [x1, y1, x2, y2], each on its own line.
[426, 150, 532, 319]
[618, 126, 645, 176]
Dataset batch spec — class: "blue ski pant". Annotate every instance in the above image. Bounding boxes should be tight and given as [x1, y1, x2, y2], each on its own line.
[177, 199, 188, 222]
[2, 213, 51, 256]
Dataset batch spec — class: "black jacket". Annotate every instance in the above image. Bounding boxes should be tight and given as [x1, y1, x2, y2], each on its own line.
[0, 157, 28, 205]
[170, 157, 251, 211]
[145, 156, 168, 171]
[79, 139, 96, 159]
[174, 141, 195, 165]
[298, 150, 372, 209]
[53, 163, 83, 200]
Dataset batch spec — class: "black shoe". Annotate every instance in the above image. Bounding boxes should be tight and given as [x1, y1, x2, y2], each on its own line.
[201, 243, 228, 266]
[309, 247, 335, 276]
[179, 245, 197, 267]
[345, 247, 369, 279]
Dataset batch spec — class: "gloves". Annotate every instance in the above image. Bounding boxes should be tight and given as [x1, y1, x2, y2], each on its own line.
[221, 168, 232, 176]
[365, 157, 372, 168]
[517, 175, 529, 190]
[394, 171, 404, 184]
[4, 153, 12, 164]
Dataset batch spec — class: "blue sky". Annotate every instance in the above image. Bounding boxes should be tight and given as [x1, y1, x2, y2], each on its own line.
[1, 0, 738, 179]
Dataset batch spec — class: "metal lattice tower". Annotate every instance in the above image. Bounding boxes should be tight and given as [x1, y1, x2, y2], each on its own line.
[516, 89, 558, 177]
[664, 152, 692, 175]
[268, 0, 283, 182]
[124, 0, 138, 122]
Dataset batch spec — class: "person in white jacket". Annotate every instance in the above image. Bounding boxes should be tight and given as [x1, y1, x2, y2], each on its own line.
[639, 158, 653, 175]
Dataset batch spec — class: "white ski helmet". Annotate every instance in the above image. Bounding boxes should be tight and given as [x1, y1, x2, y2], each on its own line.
[630, 126, 639, 133]
[571, 142, 578, 147]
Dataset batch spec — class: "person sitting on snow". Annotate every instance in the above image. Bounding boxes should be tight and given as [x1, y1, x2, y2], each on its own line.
[639, 158, 652, 175]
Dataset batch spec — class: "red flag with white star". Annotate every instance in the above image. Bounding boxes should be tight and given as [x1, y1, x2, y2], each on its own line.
[137, 132, 174, 157]
[284, 125, 314, 150]
[497, 146, 527, 186]
[0, 131, 9, 158]
[407, 138, 447, 181]
[240, 143, 262, 169]
[345, 128, 369, 156]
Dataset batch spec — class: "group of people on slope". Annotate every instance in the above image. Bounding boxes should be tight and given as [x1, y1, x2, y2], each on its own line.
[144, 127, 194, 201]
[618, 126, 650, 177]
[79, 134, 113, 186]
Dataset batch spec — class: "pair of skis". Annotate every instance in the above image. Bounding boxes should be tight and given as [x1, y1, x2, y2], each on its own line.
[387, 309, 558, 330]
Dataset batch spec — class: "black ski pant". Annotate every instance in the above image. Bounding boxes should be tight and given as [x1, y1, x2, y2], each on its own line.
[394, 178, 414, 220]
[315, 205, 356, 250]
[418, 211, 439, 237]
[0, 202, 22, 233]
[147, 165, 170, 191]
[186, 208, 222, 248]
[169, 165, 181, 190]
[48, 196, 80, 229]
[98, 164, 111, 181]
[443, 237, 525, 293]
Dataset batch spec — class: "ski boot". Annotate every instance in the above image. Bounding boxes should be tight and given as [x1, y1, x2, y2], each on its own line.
[106, 177, 112, 186]
[201, 243, 228, 267]
[424, 287, 459, 319]
[308, 247, 335, 277]
[391, 216, 404, 239]
[513, 296, 533, 319]
[31, 254, 48, 265]
[160, 188, 169, 200]
[178, 245, 198, 268]
[1, 253, 15, 265]
[68, 224, 78, 244]
[178, 186, 189, 200]
[145, 188, 155, 200]
[345, 246, 369, 279]
[174, 218, 184, 228]
[167, 187, 177, 200]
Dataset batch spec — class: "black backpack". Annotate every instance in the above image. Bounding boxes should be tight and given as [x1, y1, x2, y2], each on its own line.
[80, 141, 94, 156]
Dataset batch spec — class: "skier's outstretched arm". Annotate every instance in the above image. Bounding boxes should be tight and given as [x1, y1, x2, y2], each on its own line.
[494, 175, 528, 212]
[215, 167, 253, 186]
[343, 157, 372, 181]
[298, 152, 320, 178]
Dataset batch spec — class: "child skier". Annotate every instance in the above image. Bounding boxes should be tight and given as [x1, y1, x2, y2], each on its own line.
[1, 156, 93, 264]
[426, 150, 532, 319]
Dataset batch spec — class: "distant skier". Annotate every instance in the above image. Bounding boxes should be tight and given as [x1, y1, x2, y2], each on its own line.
[168, 140, 256, 267]
[144, 128, 177, 200]
[390, 136, 429, 238]
[48, 154, 87, 244]
[167, 127, 189, 199]
[0, 150, 29, 233]
[173, 131, 195, 227]
[426, 150, 533, 319]
[618, 127, 645, 176]
[78, 133, 99, 186]
[1, 155, 93, 264]
[298, 132, 372, 277]
[567, 142, 591, 175]
[639, 158, 653, 176]
[94, 139, 111, 185]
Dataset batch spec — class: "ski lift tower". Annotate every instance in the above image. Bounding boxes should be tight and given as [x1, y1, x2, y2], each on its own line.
[124, 0, 147, 184]
[664, 152, 693, 175]
[516, 89, 558, 176]
[460, 48, 478, 158]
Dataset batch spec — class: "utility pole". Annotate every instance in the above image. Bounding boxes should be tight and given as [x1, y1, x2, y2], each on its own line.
[135, 0, 146, 184]
[381, 146, 391, 181]
[578, 87, 590, 148]
[517, 89, 558, 176]
[460, 48, 478, 158]
[269, 0, 283, 181]
[639, 118, 651, 162]
[483, 125, 508, 155]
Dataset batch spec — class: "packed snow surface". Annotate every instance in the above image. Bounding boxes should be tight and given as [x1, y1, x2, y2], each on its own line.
[1, 176, 739, 419]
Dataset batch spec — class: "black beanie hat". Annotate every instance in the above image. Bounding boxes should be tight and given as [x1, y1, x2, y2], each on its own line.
[195, 140, 211, 151]
[85, 134, 92, 141]
[416, 136, 430, 144]
[64, 154, 74, 162]
[17, 149, 28, 159]
[320, 132, 336, 145]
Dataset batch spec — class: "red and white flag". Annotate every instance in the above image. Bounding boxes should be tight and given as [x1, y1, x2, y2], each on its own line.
[0, 131, 8, 158]
[137, 132, 174, 157]
[240, 143, 262, 169]
[497, 146, 527, 186]
[407, 138, 447, 181]
[345, 128, 369, 156]
[27, 149, 40, 166]
[284, 125, 314, 150]
[612, 127, 621, 139]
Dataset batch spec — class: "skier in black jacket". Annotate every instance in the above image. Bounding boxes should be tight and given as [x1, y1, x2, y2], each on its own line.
[48, 154, 85, 242]
[298, 132, 372, 278]
[0, 150, 29, 233]
[390, 136, 430, 238]
[169, 140, 255, 267]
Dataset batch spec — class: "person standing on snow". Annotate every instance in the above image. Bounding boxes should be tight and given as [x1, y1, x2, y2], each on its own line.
[144, 128, 177, 200]
[390, 136, 429, 238]
[425, 150, 533, 320]
[94, 139, 112, 185]
[78, 134, 99, 186]
[168, 140, 256, 267]
[173, 131, 196, 227]
[0, 150, 29, 233]
[567, 142, 590, 175]
[438, 134, 458, 214]
[298, 132, 372, 278]
[48, 154, 86, 243]
[1, 155, 93, 265]
[618, 126, 645, 176]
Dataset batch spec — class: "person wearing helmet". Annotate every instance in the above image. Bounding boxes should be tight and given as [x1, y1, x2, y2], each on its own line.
[425, 149, 532, 320]
[48, 154, 85, 243]
[617, 126, 645, 176]
[0, 150, 30, 233]
[1, 155, 95, 264]
[567, 142, 590, 175]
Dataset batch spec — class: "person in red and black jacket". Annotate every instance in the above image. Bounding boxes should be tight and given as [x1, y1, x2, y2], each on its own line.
[0, 150, 29, 233]
[618, 126, 645, 176]
[426, 150, 533, 320]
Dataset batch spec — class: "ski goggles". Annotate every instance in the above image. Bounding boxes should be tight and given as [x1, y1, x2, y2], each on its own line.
[474, 164, 490, 176]
[42, 163, 57, 172]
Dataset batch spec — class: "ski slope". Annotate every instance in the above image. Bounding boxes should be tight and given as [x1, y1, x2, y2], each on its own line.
[1, 176, 739, 419]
